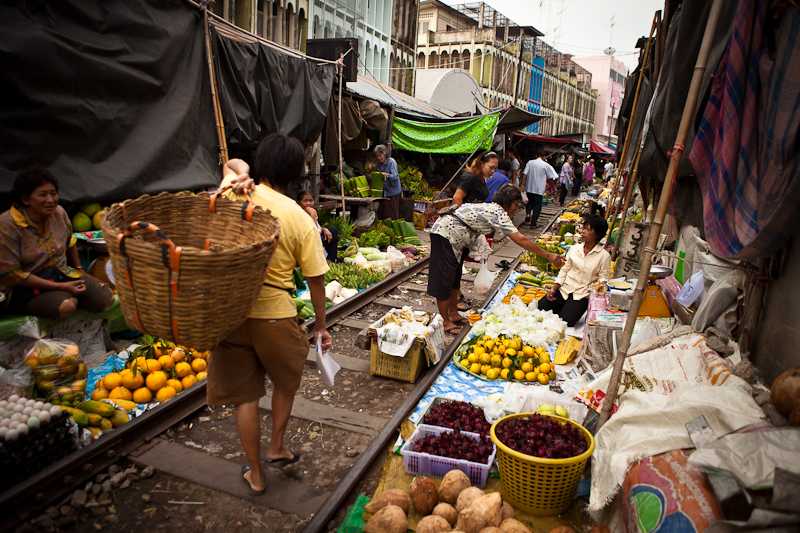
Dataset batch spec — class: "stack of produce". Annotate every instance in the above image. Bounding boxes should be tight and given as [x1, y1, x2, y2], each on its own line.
[494, 414, 588, 459]
[454, 335, 556, 385]
[471, 299, 567, 347]
[71, 202, 106, 232]
[501, 282, 548, 305]
[25, 339, 87, 406]
[92, 338, 208, 406]
[398, 162, 434, 201]
[362, 470, 531, 533]
[325, 262, 386, 290]
[357, 219, 423, 249]
[59, 399, 130, 438]
[0, 396, 75, 489]
[420, 399, 491, 435]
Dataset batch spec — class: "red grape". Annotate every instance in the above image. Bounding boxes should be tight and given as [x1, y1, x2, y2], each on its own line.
[495, 414, 588, 459]
[411, 429, 494, 464]
[421, 400, 491, 435]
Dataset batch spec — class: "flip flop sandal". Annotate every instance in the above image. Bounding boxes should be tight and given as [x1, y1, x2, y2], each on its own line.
[241, 465, 266, 495]
[444, 324, 463, 335]
[456, 300, 471, 311]
[451, 316, 468, 325]
[265, 451, 302, 468]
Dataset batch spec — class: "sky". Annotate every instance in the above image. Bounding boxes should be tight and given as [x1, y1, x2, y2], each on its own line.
[443, 0, 664, 72]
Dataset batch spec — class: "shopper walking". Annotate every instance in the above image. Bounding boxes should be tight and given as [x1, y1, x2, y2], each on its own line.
[558, 155, 575, 207]
[506, 148, 521, 188]
[208, 133, 332, 495]
[604, 160, 615, 183]
[582, 159, 595, 188]
[374, 145, 401, 220]
[521, 151, 557, 227]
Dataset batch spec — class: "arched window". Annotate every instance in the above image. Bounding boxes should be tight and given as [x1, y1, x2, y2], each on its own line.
[462, 49, 470, 71]
[417, 52, 425, 68]
[429, 51, 438, 68]
[440, 51, 449, 69]
[312, 15, 320, 39]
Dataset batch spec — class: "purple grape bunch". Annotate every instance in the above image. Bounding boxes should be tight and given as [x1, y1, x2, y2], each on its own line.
[412, 429, 494, 464]
[495, 414, 588, 459]
[421, 400, 491, 435]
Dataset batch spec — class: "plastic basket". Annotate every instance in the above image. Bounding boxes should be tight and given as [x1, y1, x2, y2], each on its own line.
[401, 424, 496, 487]
[369, 335, 426, 383]
[490, 413, 595, 516]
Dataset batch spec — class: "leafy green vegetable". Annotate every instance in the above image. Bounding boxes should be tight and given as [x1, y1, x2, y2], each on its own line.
[398, 162, 434, 200]
[319, 212, 355, 242]
[324, 263, 385, 289]
[358, 228, 391, 248]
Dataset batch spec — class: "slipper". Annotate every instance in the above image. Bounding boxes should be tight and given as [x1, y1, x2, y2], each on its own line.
[456, 301, 471, 312]
[450, 315, 467, 325]
[241, 465, 266, 495]
[265, 451, 302, 468]
[444, 324, 463, 335]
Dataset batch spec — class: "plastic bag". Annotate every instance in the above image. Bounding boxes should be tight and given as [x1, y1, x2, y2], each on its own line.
[386, 246, 406, 271]
[23, 339, 87, 406]
[473, 260, 496, 297]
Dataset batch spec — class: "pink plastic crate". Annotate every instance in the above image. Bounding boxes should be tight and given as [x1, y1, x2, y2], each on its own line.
[401, 424, 496, 487]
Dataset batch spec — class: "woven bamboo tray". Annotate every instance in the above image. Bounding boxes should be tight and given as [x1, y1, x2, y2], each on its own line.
[102, 191, 279, 350]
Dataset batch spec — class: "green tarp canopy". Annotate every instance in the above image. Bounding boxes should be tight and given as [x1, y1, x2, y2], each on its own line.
[391, 113, 500, 154]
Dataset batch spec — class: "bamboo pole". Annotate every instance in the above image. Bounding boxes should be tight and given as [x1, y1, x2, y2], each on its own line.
[612, 145, 644, 252]
[606, 14, 658, 225]
[337, 60, 346, 214]
[597, 0, 725, 429]
[203, 8, 229, 166]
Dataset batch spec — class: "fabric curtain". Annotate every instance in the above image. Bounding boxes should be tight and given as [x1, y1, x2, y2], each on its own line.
[391, 114, 500, 154]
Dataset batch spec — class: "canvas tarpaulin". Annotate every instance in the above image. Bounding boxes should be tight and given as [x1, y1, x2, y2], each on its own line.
[391, 113, 500, 154]
[211, 25, 336, 155]
[0, 0, 219, 203]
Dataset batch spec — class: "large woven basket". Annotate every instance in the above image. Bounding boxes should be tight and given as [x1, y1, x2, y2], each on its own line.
[102, 191, 280, 350]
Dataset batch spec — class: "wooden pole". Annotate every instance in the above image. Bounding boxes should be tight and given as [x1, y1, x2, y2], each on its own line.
[203, 8, 229, 166]
[597, 0, 725, 429]
[337, 60, 346, 214]
[606, 13, 658, 224]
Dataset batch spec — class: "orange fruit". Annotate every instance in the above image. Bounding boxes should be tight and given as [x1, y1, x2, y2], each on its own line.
[195, 371, 207, 381]
[133, 356, 147, 371]
[120, 369, 144, 390]
[91, 387, 108, 400]
[170, 348, 186, 363]
[192, 350, 207, 360]
[144, 359, 161, 372]
[513, 369, 525, 381]
[145, 370, 168, 392]
[132, 387, 153, 404]
[158, 355, 174, 370]
[166, 379, 184, 393]
[102, 372, 122, 390]
[539, 363, 551, 374]
[156, 386, 177, 402]
[109, 386, 132, 401]
[191, 358, 207, 373]
[181, 375, 197, 389]
[538, 373, 550, 385]
[174, 362, 192, 378]
[525, 371, 538, 382]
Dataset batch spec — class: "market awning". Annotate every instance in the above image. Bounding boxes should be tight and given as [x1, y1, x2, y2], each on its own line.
[495, 106, 549, 133]
[346, 76, 457, 120]
[589, 140, 615, 156]
[512, 132, 581, 145]
[391, 113, 500, 154]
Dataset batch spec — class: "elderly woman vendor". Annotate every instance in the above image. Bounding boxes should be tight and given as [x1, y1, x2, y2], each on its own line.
[0, 170, 113, 319]
[428, 185, 563, 334]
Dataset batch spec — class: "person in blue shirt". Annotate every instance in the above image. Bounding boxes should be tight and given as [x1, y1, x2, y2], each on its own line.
[485, 159, 513, 202]
[374, 144, 401, 219]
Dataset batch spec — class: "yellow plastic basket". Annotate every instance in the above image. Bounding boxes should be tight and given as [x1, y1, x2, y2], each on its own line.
[490, 413, 595, 516]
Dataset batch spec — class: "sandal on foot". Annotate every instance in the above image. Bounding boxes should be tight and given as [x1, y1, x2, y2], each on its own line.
[265, 451, 302, 468]
[444, 324, 463, 335]
[241, 465, 266, 495]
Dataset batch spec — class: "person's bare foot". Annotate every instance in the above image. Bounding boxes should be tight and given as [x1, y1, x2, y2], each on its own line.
[242, 465, 265, 493]
[443, 321, 462, 335]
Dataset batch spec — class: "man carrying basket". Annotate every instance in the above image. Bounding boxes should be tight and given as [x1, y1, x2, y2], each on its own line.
[207, 133, 333, 495]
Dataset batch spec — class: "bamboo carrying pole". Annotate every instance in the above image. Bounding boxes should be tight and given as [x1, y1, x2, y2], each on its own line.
[337, 62, 346, 213]
[606, 14, 659, 225]
[203, 8, 229, 166]
[597, 0, 725, 429]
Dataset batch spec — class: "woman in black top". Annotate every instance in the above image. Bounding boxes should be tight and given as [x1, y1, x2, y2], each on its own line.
[452, 150, 498, 206]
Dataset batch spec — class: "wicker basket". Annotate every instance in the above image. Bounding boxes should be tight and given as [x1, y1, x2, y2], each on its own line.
[102, 191, 280, 350]
[369, 333, 427, 383]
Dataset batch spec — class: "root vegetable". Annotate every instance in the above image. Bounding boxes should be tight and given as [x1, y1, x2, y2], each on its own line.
[364, 505, 408, 533]
[500, 518, 533, 533]
[547, 527, 576, 533]
[410, 477, 439, 515]
[456, 492, 502, 533]
[479, 528, 501, 533]
[438, 469, 471, 504]
[501, 502, 514, 521]
[432, 502, 458, 526]
[364, 489, 411, 515]
[771, 368, 800, 425]
[416, 515, 451, 533]
[456, 487, 484, 512]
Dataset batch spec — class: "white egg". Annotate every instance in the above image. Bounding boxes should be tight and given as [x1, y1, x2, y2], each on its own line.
[22, 406, 32, 415]
[0, 428, 7, 439]
[12, 413, 25, 423]
[0, 400, 8, 408]
[49, 405, 62, 416]
[17, 423, 28, 435]
[5, 428, 19, 441]
[27, 416, 40, 429]
[8, 394, 19, 402]
[38, 411, 51, 424]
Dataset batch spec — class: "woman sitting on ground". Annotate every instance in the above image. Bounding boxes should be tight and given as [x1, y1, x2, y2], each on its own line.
[539, 214, 611, 326]
[428, 185, 563, 334]
[0, 169, 113, 319]
[297, 190, 339, 262]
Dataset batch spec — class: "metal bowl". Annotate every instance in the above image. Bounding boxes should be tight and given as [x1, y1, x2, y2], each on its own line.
[649, 265, 673, 279]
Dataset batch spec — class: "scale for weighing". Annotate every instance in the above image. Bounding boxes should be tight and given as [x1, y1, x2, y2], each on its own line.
[637, 265, 673, 318]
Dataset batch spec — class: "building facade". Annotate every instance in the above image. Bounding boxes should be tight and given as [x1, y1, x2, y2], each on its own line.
[526, 55, 545, 133]
[573, 55, 627, 144]
[211, 0, 309, 51]
[307, 0, 393, 85]
[535, 40, 596, 136]
[389, 0, 419, 95]
[415, 1, 540, 110]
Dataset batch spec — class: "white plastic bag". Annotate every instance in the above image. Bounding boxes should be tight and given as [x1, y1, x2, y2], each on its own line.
[473, 260, 496, 297]
[316, 334, 341, 387]
[676, 270, 705, 307]
[386, 246, 406, 271]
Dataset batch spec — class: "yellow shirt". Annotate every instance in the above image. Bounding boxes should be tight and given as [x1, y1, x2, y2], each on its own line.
[555, 243, 611, 300]
[222, 179, 328, 319]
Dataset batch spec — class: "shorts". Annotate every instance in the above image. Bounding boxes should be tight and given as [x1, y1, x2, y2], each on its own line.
[206, 317, 309, 406]
[427, 233, 466, 300]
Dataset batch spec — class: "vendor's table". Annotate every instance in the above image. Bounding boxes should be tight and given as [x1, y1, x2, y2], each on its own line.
[319, 194, 385, 212]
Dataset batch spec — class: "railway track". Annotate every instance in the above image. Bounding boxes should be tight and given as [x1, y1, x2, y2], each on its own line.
[5, 205, 563, 533]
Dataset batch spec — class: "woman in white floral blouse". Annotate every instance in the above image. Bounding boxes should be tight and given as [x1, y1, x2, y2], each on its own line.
[428, 185, 564, 334]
